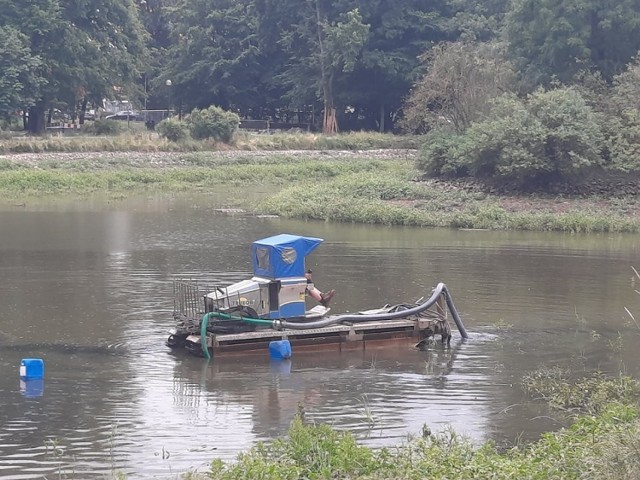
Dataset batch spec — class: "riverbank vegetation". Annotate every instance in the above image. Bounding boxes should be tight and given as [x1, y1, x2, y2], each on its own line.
[201, 372, 640, 480]
[1, 152, 639, 233]
[3, 0, 640, 199]
[0, 131, 419, 154]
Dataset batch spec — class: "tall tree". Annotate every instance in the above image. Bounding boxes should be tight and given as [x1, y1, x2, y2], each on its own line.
[275, 1, 368, 133]
[316, 7, 369, 133]
[0, 0, 147, 133]
[341, 0, 451, 132]
[163, 0, 266, 113]
[0, 27, 44, 119]
[504, 0, 640, 87]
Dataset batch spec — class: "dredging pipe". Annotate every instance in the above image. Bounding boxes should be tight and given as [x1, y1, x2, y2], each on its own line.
[198, 283, 468, 358]
[276, 282, 468, 339]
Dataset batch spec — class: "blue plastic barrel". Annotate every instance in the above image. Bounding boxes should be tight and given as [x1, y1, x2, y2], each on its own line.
[20, 358, 45, 379]
[269, 340, 292, 359]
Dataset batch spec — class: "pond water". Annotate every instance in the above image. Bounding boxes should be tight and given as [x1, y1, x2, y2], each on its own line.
[0, 192, 639, 479]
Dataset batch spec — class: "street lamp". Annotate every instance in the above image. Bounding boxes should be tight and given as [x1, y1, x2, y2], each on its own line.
[165, 79, 172, 120]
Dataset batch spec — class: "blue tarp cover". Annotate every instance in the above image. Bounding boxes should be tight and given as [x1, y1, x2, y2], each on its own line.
[252, 234, 323, 278]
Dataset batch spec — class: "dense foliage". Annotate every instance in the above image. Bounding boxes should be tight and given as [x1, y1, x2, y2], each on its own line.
[188, 106, 240, 142]
[209, 401, 640, 479]
[418, 87, 605, 185]
[2, 0, 640, 186]
[0, 0, 147, 133]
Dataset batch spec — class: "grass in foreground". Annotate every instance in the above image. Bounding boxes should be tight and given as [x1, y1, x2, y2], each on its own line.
[202, 372, 640, 480]
[206, 407, 640, 480]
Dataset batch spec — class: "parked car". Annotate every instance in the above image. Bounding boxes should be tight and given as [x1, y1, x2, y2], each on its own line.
[105, 111, 144, 121]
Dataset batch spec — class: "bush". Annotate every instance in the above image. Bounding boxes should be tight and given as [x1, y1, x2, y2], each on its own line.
[418, 128, 469, 177]
[418, 87, 605, 187]
[188, 106, 239, 142]
[156, 117, 190, 142]
[83, 119, 123, 136]
[601, 111, 640, 172]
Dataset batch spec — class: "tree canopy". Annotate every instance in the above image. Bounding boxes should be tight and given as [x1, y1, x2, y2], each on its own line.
[0, 0, 147, 132]
[3, 0, 640, 134]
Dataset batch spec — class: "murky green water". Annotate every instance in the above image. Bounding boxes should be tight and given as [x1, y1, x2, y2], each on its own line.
[1, 192, 639, 478]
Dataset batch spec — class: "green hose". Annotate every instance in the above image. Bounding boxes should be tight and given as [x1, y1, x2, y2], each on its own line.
[209, 311, 275, 326]
[199, 311, 276, 360]
[200, 312, 212, 360]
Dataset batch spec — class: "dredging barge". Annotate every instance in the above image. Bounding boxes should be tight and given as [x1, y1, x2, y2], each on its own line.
[167, 234, 468, 359]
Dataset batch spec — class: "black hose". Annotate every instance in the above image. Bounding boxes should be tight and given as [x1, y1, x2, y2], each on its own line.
[444, 287, 468, 339]
[278, 283, 468, 339]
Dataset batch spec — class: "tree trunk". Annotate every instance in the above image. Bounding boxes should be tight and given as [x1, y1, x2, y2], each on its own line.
[27, 105, 47, 135]
[315, 0, 338, 135]
[322, 77, 338, 135]
[79, 97, 88, 125]
[379, 103, 385, 133]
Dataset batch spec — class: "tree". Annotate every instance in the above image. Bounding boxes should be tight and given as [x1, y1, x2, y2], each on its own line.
[504, 0, 640, 87]
[163, 0, 265, 114]
[0, 27, 44, 119]
[276, 2, 369, 133]
[611, 54, 640, 114]
[340, 0, 452, 132]
[316, 8, 369, 133]
[402, 41, 516, 134]
[0, 0, 147, 133]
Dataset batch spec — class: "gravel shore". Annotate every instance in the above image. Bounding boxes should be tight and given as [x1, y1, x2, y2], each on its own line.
[0, 149, 418, 168]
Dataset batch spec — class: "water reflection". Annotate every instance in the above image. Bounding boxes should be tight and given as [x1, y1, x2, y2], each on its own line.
[0, 193, 639, 478]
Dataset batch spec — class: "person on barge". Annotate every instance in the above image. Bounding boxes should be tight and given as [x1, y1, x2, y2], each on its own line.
[304, 269, 335, 306]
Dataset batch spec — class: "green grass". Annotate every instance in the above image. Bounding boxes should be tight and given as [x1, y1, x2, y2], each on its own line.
[1, 152, 638, 233]
[207, 401, 640, 480]
[0, 130, 419, 153]
[206, 371, 640, 479]
[259, 169, 640, 232]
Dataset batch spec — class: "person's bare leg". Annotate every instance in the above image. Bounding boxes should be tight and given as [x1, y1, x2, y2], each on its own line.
[307, 286, 322, 302]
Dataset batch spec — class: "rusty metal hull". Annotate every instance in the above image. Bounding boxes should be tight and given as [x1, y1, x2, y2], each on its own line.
[181, 316, 451, 357]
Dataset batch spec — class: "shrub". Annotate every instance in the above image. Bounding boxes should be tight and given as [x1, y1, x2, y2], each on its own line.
[418, 87, 605, 187]
[156, 117, 190, 142]
[418, 128, 468, 177]
[83, 119, 123, 136]
[188, 106, 239, 142]
[601, 111, 640, 172]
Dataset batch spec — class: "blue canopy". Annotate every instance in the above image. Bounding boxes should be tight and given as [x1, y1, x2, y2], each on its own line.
[252, 234, 323, 278]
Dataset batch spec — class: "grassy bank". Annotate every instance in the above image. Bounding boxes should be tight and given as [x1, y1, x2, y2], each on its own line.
[203, 404, 640, 480]
[0, 130, 420, 153]
[1, 151, 638, 233]
[201, 371, 640, 480]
